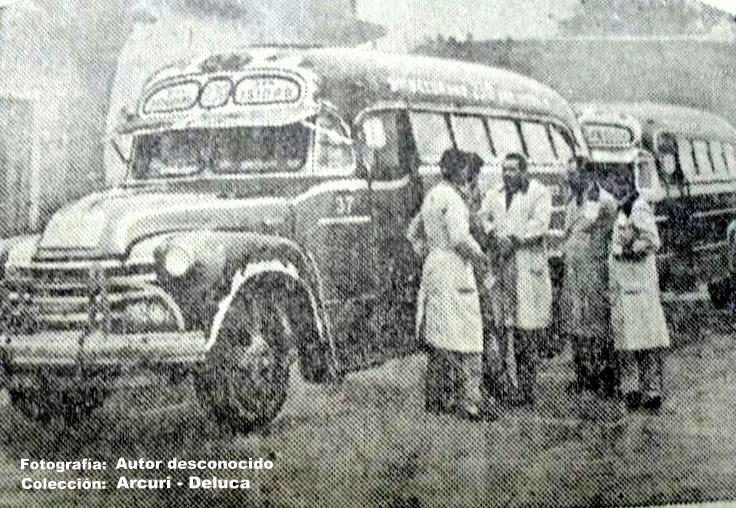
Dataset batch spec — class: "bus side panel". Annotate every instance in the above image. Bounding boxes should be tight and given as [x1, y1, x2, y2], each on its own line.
[292, 178, 379, 373]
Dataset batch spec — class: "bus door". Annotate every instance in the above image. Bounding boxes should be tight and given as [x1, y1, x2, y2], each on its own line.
[360, 109, 424, 357]
[295, 111, 377, 371]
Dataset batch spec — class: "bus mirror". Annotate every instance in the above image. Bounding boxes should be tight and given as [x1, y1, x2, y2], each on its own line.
[661, 154, 677, 176]
[363, 118, 386, 150]
[657, 133, 677, 154]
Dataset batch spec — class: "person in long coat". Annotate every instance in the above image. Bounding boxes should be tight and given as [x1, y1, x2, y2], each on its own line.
[478, 152, 552, 405]
[559, 156, 618, 397]
[606, 166, 670, 410]
[407, 148, 490, 420]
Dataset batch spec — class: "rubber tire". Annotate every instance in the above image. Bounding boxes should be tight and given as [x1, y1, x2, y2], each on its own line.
[195, 289, 291, 434]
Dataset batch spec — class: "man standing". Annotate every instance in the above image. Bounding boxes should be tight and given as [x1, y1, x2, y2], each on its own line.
[479, 153, 552, 405]
[407, 149, 490, 420]
[559, 156, 618, 397]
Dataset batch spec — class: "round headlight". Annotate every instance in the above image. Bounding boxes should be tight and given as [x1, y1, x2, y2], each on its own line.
[164, 246, 193, 278]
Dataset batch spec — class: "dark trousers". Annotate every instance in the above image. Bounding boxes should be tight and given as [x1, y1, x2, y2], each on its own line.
[425, 347, 483, 413]
[486, 328, 541, 405]
[571, 334, 618, 397]
[618, 349, 665, 397]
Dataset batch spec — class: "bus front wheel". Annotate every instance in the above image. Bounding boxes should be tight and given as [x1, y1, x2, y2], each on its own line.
[195, 289, 292, 434]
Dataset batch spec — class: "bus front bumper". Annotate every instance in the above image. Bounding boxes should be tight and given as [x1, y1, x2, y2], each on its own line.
[1, 329, 208, 370]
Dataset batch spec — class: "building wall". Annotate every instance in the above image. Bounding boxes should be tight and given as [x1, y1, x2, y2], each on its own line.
[0, 1, 85, 233]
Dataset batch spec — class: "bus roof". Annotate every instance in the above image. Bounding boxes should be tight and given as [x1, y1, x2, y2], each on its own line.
[297, 48, 578, 120]
[575, 102, 736, 143]
[125, 47, 581, 136]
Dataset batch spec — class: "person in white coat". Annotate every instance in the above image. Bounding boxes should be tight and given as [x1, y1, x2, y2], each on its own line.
[478, 152, 552, 405]
[407, 149, 490, 420]
[606, 166, 670, 411]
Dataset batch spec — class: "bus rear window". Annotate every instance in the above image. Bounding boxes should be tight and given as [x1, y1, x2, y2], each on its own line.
[488, 118, 523, 159]
[410, 112, 452, 165]
[520, 122, 556, 163]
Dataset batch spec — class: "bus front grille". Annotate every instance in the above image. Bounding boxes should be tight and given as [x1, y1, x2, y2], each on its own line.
[2, 262, 183, 333]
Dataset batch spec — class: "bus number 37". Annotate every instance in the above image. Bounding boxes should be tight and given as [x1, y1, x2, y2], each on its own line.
[335, 194, 355, 216]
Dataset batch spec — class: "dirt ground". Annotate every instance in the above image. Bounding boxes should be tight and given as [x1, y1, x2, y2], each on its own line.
[0, 309, 735, 508]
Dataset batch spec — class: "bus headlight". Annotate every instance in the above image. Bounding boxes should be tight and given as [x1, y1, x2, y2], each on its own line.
[163, 246, 193, 278]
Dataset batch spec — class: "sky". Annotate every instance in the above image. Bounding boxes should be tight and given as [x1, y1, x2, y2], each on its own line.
[357, 0, 579, 51]
[357, 0, 736, 51]
[700, 0, 736, 15]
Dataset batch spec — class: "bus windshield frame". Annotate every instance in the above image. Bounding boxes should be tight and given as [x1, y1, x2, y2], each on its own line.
[130, 123, 313, 180]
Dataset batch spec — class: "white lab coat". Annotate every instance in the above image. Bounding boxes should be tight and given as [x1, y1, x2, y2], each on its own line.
[407, 181, 484, 353]
[609, 197, 671, 351]
[479, 179, 553, 330]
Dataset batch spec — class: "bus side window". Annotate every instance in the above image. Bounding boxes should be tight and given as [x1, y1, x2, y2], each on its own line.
[487, 118, 523, 159]
[549, 125, 574, 162]
[450, 115, 494, 162]
[693, 140, 713, 176]
[362, 111, 404, 180]
[724, 144, 736, 174]
[520, 121, 556, 163]
[710, 140, 728, 175]
[678, 138, 697, 179]
[410, 111, 453, 167]
[313, 113, 354, 176]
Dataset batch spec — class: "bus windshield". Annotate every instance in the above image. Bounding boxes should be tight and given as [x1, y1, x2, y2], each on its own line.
[131, 124, 311, 179]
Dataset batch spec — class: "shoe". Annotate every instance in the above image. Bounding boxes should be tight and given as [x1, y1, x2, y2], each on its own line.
[483, 397, 503, 421]
[456, 402, 483, 421]
[640, 393, 662, 411]
[624, 391, 641, 410]
[425, 399, 454, 416]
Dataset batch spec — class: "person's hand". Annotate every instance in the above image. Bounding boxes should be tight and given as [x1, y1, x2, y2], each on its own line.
[619, 226, 636, 247]
[498, 236, 513, 258]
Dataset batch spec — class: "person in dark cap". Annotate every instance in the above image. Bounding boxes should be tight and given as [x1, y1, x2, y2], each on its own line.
[407, 148, 490, 420]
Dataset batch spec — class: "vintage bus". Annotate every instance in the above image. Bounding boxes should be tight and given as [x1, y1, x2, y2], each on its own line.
[576, 102, 736, 303]
[0, 48, 586, 431]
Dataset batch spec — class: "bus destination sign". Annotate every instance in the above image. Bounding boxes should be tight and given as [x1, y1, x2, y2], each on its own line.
[582, 123, 636, 149]
[234, 77, 301, 105]
[143, 81, 200, 114]
[141, 76, 303, 116]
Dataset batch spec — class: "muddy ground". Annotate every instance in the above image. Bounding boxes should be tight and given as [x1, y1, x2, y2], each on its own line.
[0, 308, 735, 508]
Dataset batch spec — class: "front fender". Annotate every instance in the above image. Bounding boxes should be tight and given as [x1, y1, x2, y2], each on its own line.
[154, 231, 337, 381]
